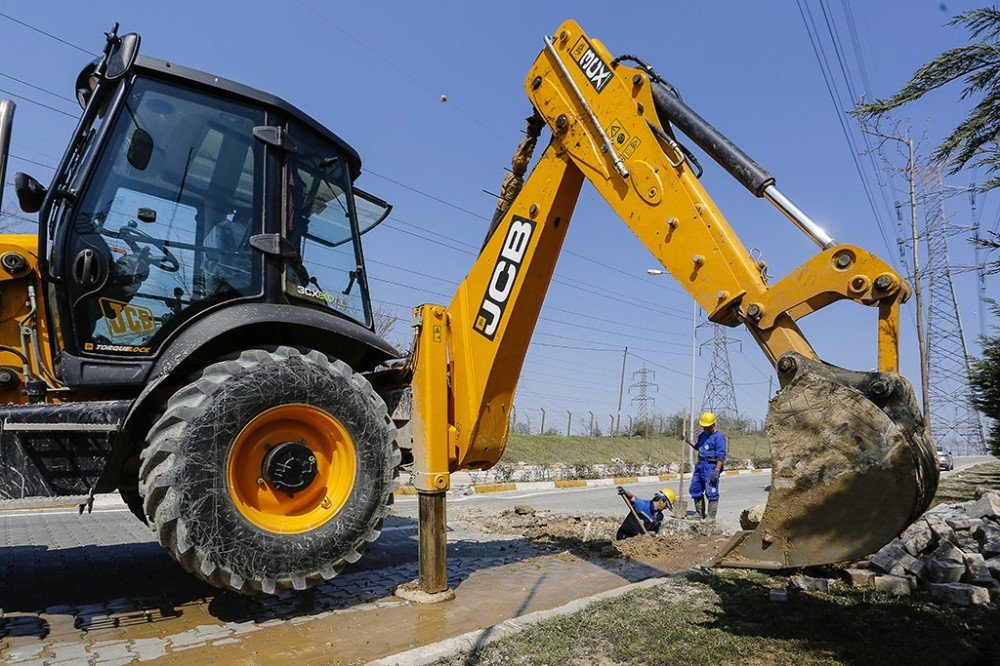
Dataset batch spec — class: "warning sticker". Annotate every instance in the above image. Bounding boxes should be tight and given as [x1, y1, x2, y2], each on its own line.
[622, 136, 642, 160]
[607, 118, 630, 149]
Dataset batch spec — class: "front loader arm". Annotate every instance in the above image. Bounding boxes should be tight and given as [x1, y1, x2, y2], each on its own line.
[408, 20, 935, 579]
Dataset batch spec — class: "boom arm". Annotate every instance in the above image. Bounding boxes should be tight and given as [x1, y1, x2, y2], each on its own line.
[407, 20, 935, 585]
[411, 20, 908, 483]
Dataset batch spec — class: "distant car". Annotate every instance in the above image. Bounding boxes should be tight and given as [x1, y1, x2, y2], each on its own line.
[936, 447, 954, 471]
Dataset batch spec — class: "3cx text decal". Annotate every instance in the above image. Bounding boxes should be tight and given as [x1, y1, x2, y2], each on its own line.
[570, 36, 612, 93]
[474, 216, 535, 341]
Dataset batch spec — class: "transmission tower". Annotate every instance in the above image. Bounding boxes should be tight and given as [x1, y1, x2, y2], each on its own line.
[921, 169, 985, 454]
[628, 367, 657, 428]
[701, 323, 740, 421]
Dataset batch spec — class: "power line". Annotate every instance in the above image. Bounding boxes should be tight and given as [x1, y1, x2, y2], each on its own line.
[0, 71, 77, 104]
[0, 11, 97, 56]
[0, 86, 78, 119]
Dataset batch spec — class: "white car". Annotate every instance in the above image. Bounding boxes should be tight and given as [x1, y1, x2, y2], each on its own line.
[936, 447, 954, 471]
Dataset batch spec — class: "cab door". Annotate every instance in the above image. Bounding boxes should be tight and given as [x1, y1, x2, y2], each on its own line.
[58, 77, 265, 358]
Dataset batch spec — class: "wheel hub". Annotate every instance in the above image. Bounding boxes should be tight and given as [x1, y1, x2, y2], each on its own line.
[262, 441, 318, 493]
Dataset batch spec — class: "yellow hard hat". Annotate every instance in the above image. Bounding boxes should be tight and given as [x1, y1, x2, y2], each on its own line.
[699, 411, 717, 427]
[660, 487, 677, 505]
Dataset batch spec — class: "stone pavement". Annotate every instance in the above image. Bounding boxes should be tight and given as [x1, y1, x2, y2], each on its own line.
[0, 504, 682, 665]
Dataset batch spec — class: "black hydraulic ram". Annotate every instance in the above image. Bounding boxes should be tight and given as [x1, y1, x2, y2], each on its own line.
[650, 81, 835, 249]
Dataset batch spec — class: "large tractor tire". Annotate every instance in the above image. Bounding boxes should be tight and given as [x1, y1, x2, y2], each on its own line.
[138, 346, 399, 595]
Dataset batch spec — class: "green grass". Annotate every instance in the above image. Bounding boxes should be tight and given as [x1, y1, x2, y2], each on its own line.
[933, 461, 1000, 506]
[502, 433, 770, 466]
[442, 570, 1000, 666]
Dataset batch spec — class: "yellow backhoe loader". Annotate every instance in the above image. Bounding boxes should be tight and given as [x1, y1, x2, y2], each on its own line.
[0, 20, 936, 597]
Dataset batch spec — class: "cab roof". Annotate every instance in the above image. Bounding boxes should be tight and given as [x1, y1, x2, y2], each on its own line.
[87, 55, 363, 180]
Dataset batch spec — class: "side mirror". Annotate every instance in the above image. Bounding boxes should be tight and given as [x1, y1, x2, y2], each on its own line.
[14, 172, 47, 214]
[126, 127, 153, 170]
[105, 33, 140, 80]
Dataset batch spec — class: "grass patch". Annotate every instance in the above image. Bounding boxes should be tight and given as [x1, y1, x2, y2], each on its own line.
[503, 433, 770, 467]
[443, 570, 1000, 665]
[933, 461, 1000, 506]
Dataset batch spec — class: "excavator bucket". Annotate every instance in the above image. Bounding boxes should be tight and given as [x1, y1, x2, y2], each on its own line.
[712, 353, 939, 569]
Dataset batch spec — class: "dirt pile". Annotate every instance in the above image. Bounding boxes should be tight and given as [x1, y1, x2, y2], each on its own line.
[847, 489, 1000, 606]
[482, 505, 728, 568]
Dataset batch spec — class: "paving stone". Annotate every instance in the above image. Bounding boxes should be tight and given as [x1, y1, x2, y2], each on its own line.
[983, 538, 1000, 558]
[874, 575, 912, 596]
[869, 540, 908, 573]
[769, 589, 788, 602]
[2, 643, 45, 662]
[925, 558, 966, 583]
[789, 575, 830, 593]
[842, 568, 875, 587]
[212, 638, 240, 646]
[930, 582, 991, 606]
[900, 521, 933, 556]
[985, 556, 1000, 580]
[932, 540, 966, 563]
[946, 516, 972, 531]
[966, 494, 1000, 520]
[130, 637, 168, 661]
[48, 642, 90, 665]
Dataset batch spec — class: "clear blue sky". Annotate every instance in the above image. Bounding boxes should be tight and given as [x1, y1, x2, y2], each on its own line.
[0, 1, 992, 434]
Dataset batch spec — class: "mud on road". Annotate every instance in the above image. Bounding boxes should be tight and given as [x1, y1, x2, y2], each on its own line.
[0, 501, 731, 665]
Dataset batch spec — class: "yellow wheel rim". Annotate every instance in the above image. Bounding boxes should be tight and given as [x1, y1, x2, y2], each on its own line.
[227, 404, 356, 534]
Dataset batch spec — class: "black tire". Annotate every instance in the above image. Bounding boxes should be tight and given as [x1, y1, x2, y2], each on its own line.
[138, 346, 400, 595]
[119, 488, 147, 524]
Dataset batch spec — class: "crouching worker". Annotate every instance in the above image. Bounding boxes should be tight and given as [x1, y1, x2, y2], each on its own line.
[615, 486, 676, 540]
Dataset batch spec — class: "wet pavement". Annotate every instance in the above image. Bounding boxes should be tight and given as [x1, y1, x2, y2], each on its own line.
[0, 501, 699, 665]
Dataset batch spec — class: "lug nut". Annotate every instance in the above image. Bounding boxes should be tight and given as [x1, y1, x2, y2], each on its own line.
[777, 356, 797, 374]
[257, 477, 265, 486]
[531, 76, 542, 90]
[747, 303, 762, 319]
[632, 73, 643, 86]
[835, 254, 852, 269]
[555, 114, 567, 131]
[667, 217, 678, 228]
[692, 255, 704, 266]
[874, 275, 893, 291]
[529, 204, 539, 217]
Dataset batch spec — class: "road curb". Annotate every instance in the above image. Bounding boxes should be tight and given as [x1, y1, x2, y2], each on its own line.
[393, 468, 772, 498]
[368, 573, 686, 666]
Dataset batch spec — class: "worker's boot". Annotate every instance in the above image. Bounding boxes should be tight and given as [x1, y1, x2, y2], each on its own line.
[707, 500, 718, 523]
[694, 497, 706, 520]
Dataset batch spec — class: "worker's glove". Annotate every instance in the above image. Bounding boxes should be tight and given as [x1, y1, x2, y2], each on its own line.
[710, 470, 721, 484]
[617, 485, 627, 496]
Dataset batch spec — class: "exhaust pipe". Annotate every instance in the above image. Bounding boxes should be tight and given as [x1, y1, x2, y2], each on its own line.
[0, 99, 15, 212]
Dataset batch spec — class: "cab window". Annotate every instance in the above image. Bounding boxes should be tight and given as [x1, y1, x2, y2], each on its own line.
[283, 124, 370, 327]
[65, 76, 264, 354]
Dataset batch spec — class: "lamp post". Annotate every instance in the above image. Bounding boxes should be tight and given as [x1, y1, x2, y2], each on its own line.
[648, 269, 697, 517]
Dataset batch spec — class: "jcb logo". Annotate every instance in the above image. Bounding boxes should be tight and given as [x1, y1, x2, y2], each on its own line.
[474, 217, 535, 340]
[99, 298, 158, 338]
[571, 36, 612, 93]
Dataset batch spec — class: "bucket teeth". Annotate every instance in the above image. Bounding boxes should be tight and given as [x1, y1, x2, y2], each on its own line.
[713, 353, 937, 569]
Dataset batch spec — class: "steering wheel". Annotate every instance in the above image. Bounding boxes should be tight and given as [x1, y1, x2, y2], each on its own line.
[118, 225, 180, 273]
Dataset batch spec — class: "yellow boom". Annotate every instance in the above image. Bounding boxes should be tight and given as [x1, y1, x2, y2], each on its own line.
[407, 19, 936, 593]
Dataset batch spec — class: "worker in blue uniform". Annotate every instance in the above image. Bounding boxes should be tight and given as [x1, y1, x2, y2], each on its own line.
[615, 487, 676, 539]
[686, 411, 727, 522]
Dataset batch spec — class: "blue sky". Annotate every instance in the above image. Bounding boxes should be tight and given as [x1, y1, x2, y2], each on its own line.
[0, 1, 993, 433]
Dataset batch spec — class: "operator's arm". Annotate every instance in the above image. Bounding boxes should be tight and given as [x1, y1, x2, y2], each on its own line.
[715, 433, 727, 476]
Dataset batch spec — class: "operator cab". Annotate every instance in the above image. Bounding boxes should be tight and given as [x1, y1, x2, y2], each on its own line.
[24, 35, 390, 377]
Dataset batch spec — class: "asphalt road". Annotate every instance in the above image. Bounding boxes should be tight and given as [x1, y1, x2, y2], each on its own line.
[395, 455, 998, 530]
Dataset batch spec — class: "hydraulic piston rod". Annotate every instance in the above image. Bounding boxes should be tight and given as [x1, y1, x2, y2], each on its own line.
[649, 80, 834, 249]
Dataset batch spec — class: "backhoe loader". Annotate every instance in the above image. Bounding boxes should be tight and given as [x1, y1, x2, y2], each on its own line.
[0, 21, 936, 597]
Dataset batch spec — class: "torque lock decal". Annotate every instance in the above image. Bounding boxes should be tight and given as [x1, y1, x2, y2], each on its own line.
[474, 216, 535, 340]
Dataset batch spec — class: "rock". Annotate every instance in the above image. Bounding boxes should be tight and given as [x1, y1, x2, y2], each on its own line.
[974, 520, 1000, 545]
[843, 568, 876, 587]
[874, 575, 913, 596]
[900, 521, 934, 556]
[870, 540, 908, 573]
[930, 583, 991, 607]
[983, 539, 1000, 559]
[932, 540, 966, 564]
[985, 556, 1000, 580]
[513, 504, 535, 516]
[790, 575, 830, 593]
[925, 558, 966, 583]
[769, 589, 789, 602]
[925, 517, 956, 546]
[962, 553, 994, 586]
[975, 487, 994, 500]
[739, 503, 766, 530]
[966, 493, 1000, 520]
[946, 516, 972, 531]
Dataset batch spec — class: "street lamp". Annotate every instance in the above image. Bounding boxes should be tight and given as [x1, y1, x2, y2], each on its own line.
[647, 269, 697, 517]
